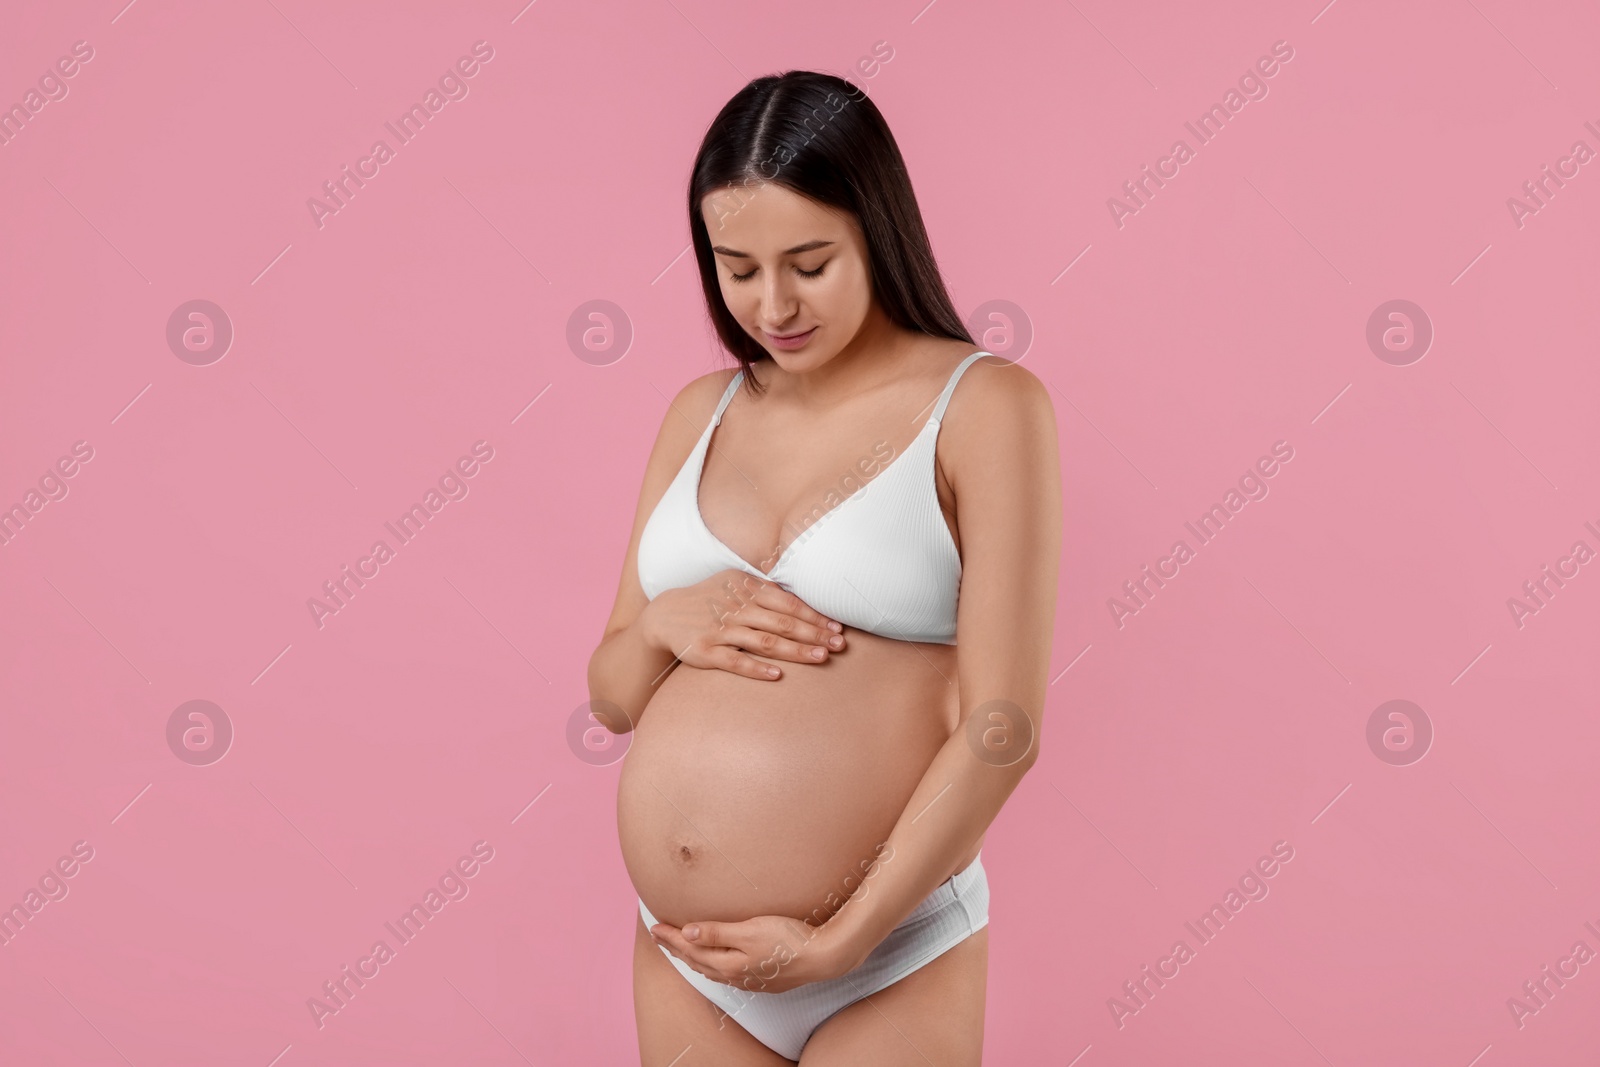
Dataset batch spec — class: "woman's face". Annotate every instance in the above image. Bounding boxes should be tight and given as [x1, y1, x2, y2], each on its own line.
[699, 181, 875, 372]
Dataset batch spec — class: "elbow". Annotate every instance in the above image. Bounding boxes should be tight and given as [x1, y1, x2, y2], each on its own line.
[584, 695, 637, 736]
[584, 648, 650, 739]
[1014, 741, 1040, 777]
[1001, 733, 1040, 781]
[1011, 742, 1036, 777]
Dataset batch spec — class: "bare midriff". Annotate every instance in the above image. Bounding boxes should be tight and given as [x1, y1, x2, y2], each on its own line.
[616, 627, 980, 930]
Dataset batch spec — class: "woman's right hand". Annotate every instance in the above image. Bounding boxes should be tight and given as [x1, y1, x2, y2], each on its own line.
[640, 568, 847, 679]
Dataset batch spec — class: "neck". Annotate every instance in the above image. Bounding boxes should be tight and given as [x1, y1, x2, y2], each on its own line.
[754, 309, 919, 408]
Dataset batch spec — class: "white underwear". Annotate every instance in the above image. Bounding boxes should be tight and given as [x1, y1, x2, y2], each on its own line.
[638, 853, 990, 1061]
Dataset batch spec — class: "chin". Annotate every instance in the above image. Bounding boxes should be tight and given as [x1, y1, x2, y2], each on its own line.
[748, 333, 840, 374]
[767, 351, 825, 373]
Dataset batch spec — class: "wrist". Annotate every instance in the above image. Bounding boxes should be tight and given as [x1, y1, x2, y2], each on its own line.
[812, 911, 870, 978]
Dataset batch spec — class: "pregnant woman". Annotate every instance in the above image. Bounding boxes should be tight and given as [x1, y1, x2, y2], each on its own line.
[587, 71, 1062, 1065]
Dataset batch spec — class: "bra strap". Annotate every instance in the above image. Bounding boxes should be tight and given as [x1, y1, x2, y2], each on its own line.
[711, 369, 744, 424]
[931, 351, 992, 422]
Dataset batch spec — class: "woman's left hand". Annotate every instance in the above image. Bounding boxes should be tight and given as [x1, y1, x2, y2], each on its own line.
[648, 913, 859, 994]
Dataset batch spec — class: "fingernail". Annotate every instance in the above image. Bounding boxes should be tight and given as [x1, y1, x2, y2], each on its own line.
[685, 925, 700, 940]
[767, 666, 780, 677]
[810, 647, 825, 659]
[828, 621, 842, 632]
[828, 636, 843, 648]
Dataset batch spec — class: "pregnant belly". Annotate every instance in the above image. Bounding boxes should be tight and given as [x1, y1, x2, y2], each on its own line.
[616, 631, 960, 930]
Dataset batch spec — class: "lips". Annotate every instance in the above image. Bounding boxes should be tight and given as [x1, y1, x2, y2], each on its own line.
[765, 327, 817, 349]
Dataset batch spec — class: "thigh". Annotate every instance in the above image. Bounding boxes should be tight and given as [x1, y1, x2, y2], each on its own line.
[633, 911, 797, 1067]
[799, 926, 988, 1067]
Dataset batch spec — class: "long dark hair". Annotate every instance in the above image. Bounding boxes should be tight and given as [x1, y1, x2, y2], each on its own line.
[687, 71, 972, 395]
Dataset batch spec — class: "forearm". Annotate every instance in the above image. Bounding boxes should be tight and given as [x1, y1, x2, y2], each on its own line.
[823, 714, 1036, 965]
[586, 608, 678, 733]
[813, 361, 1060, 971]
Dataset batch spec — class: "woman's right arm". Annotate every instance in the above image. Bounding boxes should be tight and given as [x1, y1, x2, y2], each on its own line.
[586, 371, 846, 735]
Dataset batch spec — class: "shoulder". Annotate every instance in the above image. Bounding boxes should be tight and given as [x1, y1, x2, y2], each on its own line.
[659, 365, 742, 437]
[673, 365, 743, 419]
[937, 352, 1062, 523]
[935, 349, 1059, 492]
[945, 350, 1057, 440]
[641, 365, 742, 474]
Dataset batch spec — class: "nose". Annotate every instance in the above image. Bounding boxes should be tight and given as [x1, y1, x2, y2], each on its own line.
[759, 271, 796, 329]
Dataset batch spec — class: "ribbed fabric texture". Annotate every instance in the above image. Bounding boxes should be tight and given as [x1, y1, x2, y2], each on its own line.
[638, 854, 990, 1060]
[636, 351, 991, 645]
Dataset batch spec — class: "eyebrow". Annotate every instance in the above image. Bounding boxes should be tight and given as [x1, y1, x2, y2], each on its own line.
[709, 239, 835, 258]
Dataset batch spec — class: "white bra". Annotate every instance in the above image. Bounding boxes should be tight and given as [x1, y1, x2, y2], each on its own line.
[636, 351, 991, 645]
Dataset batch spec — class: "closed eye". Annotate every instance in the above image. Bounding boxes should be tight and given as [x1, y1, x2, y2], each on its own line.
[729, 263, 828, 283]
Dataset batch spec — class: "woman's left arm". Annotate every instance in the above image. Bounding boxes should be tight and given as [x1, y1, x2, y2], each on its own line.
[650, 359, 1063, 988]
[817, 358, 1063, 971]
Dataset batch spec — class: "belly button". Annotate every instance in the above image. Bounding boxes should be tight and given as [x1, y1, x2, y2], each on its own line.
[674, 842, 698, 865]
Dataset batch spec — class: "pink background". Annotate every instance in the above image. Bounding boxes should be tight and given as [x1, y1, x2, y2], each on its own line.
[3, 0, 1598, 1063]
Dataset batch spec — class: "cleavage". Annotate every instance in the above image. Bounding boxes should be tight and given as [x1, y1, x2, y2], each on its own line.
[698, 408, 928, 576]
